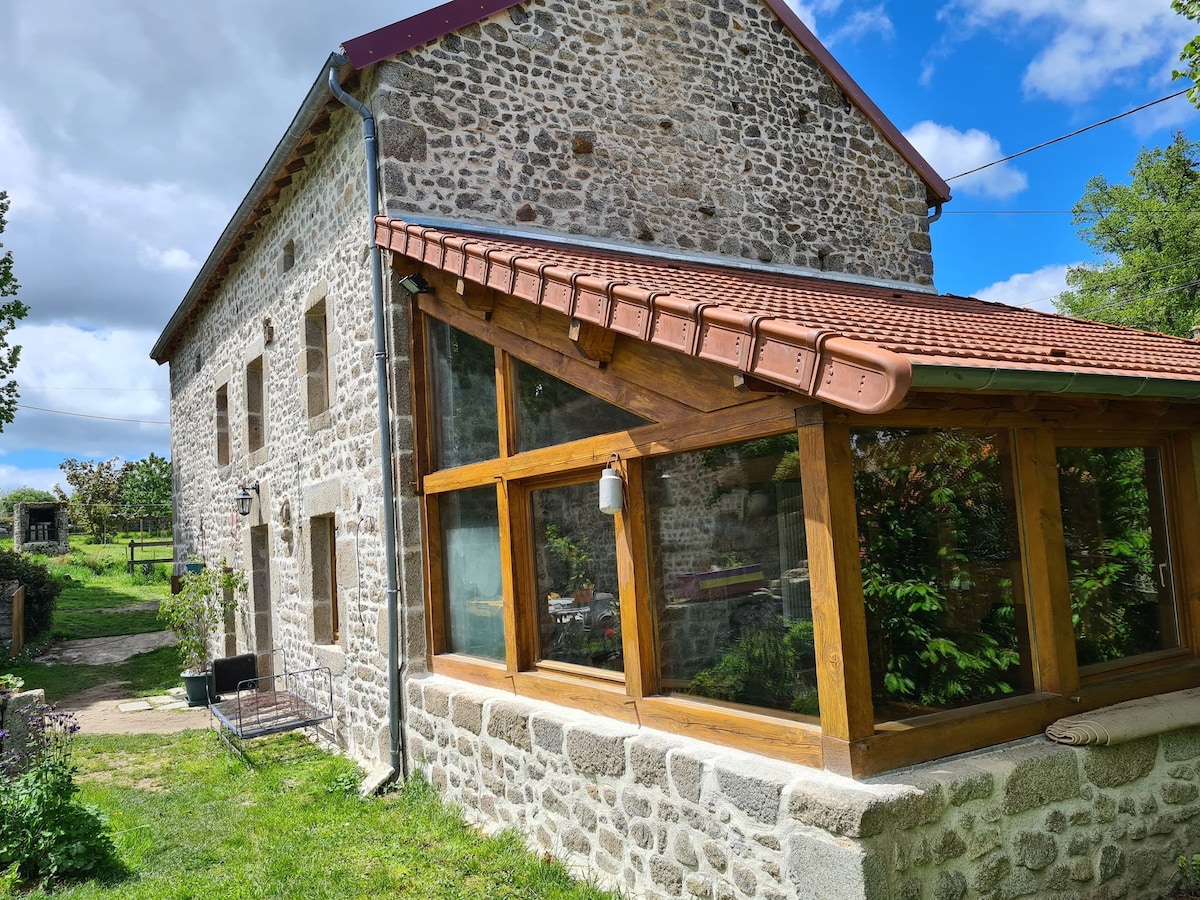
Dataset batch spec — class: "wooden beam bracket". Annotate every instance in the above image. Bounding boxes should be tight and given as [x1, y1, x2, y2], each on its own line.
[568, 318, 615, 368]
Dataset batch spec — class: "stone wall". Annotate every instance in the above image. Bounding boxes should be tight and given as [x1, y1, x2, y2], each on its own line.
[12, 502, 69, 555]
[407, 673, 1195, 900]
[0, 580, 15, 652]
[166, 68, 426, 766]
[375, 0, 935, 286]
[0, 689, 46, 774]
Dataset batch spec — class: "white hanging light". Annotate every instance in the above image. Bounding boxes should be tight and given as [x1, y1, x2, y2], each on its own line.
[599, 455, 623, 515]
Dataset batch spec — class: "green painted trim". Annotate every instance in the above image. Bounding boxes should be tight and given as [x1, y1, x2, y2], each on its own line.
[910, 365, 1200, 401]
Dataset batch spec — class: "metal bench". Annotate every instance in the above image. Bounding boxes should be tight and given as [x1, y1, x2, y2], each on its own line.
[207, 652, 333, 756]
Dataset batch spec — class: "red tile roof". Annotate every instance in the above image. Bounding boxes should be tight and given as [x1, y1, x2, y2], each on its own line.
[341, 0, 950, 204]
[375, 218, 1200, 413]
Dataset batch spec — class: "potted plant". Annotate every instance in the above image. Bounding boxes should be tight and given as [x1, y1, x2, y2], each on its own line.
[157, 560, 245, 706]
[545, 525, 594, 604]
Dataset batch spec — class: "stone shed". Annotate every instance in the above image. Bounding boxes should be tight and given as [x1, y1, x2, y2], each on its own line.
[12, 501, 70, 556]
[151, 2, 1200, 897]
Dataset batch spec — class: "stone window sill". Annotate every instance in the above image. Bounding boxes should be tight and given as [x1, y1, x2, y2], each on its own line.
[308, 410, 332, 435]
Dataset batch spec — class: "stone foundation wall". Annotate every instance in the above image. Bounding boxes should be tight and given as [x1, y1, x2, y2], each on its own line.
[407, 674, 1195, 900]
[0, 579, 15, 652]
[376, 0, 936, 285]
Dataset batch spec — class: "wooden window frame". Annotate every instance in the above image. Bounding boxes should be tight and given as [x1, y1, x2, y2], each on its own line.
[409, 287, 1200, 777]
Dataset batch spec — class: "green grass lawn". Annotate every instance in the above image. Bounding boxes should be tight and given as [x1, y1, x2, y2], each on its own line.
[50, 731, 617, 900]
[3, 645, 182, 702]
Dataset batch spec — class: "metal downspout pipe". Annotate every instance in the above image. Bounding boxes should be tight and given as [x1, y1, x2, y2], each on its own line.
[328, 56, 406, 780]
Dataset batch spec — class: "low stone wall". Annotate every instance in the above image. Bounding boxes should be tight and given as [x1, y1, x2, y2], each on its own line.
[0, 579, 16, 652]
[0, 688, 46, 774]
[406, 674, 1196, 900]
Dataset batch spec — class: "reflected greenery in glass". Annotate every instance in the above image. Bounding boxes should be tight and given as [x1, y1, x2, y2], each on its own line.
[531, 481, 622, 673]
[852, 428, 1028, 717]
[514, 359, 649, 452]
[439, 487, 504, 662]
[1057, 446, 1178, 666]
[647, 434, 817, 716]
[428, 320, 499, 469]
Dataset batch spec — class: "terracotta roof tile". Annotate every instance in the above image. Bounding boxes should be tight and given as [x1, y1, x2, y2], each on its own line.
[376, 218, 1200, 412]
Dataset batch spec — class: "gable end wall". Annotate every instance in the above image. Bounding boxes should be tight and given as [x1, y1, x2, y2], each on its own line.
[374, 0, 935, 285]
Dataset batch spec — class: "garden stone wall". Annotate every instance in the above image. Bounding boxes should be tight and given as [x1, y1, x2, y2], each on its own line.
[0, 689, 46, 774]
[0, 579, 15, 653]
[407, 673, 1196, 900]
[375, 0, 936, 286]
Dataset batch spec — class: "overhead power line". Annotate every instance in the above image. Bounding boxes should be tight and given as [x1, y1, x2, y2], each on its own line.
[947, 88, 1192, 182]
[16, 404, 169, 425]
[20, 386, 169, 393]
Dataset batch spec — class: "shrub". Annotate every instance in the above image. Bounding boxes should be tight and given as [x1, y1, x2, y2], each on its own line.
[0, 550, 61, 641]
[0, 708, 118, 887]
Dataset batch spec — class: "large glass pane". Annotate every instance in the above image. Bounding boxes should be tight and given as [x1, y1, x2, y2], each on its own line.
[440, 487, 505, 661]
[428, 320, 499, 468]
[1057, 446, 1179, 667]
[648, 435, 817, 716]
[531, 481, 622, 673]
[852, 428, 1030, 719]
[514, 359, 650, 452]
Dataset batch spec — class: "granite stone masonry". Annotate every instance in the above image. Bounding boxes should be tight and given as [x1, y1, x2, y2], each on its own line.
[374, 0, 936, 285]
[408, 674, 1199, 899]
[167, 71, 426, 766]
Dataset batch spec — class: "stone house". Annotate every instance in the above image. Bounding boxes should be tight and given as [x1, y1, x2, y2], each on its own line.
[12, 501, 70, 556]
[152, 2, 1200, 897]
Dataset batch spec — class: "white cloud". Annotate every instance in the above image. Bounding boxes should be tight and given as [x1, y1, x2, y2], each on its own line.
[784, 0, 844, 36]
[7, 323, 170, 459]
[940, 0, 1194, 103]
[138, 245, 199, 273]
[975, 263, 1072, 311]
[0, 465, 66, 496]
[826, 6, 894, 45]
[904, 121, 1029, 198]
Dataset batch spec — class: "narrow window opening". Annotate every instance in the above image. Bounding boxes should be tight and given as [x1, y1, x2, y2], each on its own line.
[246, 356, 265, 453]
[282, 239, 296, 272]
[304, 300, 330, 418]
[215, 385, 230, 466]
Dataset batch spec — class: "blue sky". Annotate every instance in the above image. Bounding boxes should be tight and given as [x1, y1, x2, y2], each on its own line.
[0, 0, 1196, 495]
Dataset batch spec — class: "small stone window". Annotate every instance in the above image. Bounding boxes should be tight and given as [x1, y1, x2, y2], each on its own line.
[304, 299, 331, 419]
[310, 514, 339, 644]
[215, 384, 230, 466]
[282, 239, 296, 273]
[246, 355, 266, 453]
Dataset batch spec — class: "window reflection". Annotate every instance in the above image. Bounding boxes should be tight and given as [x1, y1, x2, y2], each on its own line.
[531, 481, 622, 673]
[852, 428, 1030, 719]
[1057, 446, 1179, 667]
[648, 436, 816, 716]
[513, 359, 649, 453]
[440, 487, 505, 662]
[428, 320, 499, 469]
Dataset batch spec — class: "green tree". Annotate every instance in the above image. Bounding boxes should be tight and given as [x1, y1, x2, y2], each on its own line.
[1176, 0, 1200, 106]
[1055, 134, 1200, 336]
[56, 458, 129, 544]
[0, 487, 56, 519]
[119, 453, 172, 526]
[0, 191, 29, 432]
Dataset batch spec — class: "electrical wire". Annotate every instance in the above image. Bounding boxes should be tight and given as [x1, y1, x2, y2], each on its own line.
[947, 88, 1193, 182]
[19, 386, 168, 393]
[15, 404, 168, 425]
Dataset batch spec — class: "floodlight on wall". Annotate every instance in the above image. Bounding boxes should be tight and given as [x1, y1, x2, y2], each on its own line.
[599, 454, 623, 515]
[398, 272, 432, 295]
[235, 481, 260, 517]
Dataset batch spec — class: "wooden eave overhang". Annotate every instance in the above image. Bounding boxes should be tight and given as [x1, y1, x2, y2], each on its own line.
[376, 217, 1200, 412]
[342, 0, 952, 205]
[377, 218, 912, 414]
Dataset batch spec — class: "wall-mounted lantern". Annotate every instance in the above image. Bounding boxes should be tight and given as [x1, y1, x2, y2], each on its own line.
[235, 481, 260, 517]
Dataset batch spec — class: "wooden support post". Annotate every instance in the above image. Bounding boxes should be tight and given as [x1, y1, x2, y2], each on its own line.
[615, 458, 656, 699]
[1011, 428, 1078, 696]
[796, 408, 875, 747]
[1171, 432, 1200, 653]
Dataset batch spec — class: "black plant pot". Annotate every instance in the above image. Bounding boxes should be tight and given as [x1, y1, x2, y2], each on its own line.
[181, 671, 214, 707]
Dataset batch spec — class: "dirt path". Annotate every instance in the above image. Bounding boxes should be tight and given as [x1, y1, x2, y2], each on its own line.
[46, 631, 213, 735]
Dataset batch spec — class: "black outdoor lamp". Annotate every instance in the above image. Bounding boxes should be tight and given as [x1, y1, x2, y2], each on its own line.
[235, 481, 259, 517]
[398, 272, 432, 295]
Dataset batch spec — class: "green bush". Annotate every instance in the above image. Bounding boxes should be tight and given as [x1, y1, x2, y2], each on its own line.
[0, 550, 62, 641]
[0, 709, 118, 887]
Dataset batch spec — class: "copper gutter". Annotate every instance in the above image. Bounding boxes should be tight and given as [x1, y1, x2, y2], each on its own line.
[374, 217, 913, 415]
